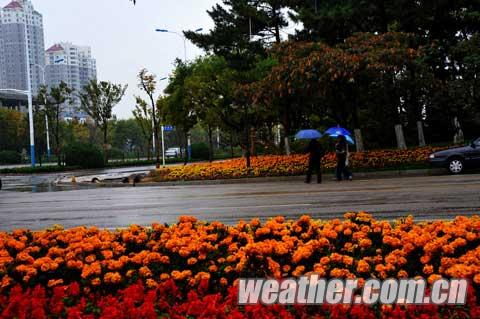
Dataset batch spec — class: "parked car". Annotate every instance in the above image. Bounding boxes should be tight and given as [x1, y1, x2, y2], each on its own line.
[429, 138, 480, 174]
[165, 147, 181, 159]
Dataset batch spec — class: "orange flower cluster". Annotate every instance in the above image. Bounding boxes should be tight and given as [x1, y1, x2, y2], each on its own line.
[1, 213, 479, 295]
[149, 146, 443, 182]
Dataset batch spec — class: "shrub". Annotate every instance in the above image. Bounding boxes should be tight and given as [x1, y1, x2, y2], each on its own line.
[64, 142, 105, 168]
[108, 147, 125, 160]
[191, 142, 210, 160]
[0, 150, 21, 164]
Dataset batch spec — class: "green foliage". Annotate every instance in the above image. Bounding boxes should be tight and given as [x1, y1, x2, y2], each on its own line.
[108, 147, 125, 160]
[191, 143, 210, 160]
[164, 60, 198, 138]
[0, 108, 27, 152]
[64, 142, 105, 169]
[79, 80, 127, 157]
[38, 82, 74, 165]
[0, 150, 21, 164]
[134, 0, 480, 151]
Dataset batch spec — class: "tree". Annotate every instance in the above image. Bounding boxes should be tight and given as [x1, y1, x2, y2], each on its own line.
[137, 69, 163, 168]
[183, 56, 233, 162]
[163, 60, 198, 165]
[79, 80, 127, 163]
[185, 0, 289, 72]
[112, 119, 145, 158]
[132, 98, 153, 160]
[0, 108, 27, 153]
[38, 82, 73, 166]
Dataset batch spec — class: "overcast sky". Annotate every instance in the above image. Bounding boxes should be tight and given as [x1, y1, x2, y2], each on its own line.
[20, 0, 219, 119]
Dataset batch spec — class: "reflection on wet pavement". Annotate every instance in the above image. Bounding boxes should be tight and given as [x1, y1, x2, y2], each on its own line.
[0, 165, 155, 193]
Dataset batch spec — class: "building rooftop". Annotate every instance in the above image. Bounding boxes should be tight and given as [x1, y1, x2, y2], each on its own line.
[3, 1, 22, 10]
[46, 44, 64, 53]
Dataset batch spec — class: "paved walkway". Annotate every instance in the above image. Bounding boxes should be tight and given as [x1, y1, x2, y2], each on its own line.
[1, 174, 479, 231]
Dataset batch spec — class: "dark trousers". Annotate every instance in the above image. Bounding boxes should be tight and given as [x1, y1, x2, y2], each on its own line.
[306, 160, 322, 183]
[336, 158, 351, 181]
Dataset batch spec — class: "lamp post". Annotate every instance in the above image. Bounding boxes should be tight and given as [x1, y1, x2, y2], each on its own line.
[155, 28, 202, 161]
[153, 77, 168, 167]
[23, 15, 35, 167]
[32, 64, 50, 160]
[31, 58, 64, 161]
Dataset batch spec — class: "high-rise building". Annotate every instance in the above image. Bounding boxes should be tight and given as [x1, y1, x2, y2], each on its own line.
[45, 42, 97, 120]
[0, 0, 45, 95]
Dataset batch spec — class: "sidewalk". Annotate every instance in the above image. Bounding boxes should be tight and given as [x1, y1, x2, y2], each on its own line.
[137, 168, 447, 187]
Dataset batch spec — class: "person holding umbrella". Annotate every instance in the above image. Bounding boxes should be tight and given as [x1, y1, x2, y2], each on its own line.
[306, 138, 325, 184]
[295, 129, 325, 184]
[335, 135, 352, 181]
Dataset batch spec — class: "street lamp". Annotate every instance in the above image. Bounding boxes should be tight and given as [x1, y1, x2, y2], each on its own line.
[31, 58, 64, 161]
[155, 27, 203, 160]
[23, 16, 35, 167]
[151, 76, 169, 167]
[155, 28, 203, 62]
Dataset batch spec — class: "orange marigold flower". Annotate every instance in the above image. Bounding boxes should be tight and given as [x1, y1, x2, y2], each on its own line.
[359, 238, 372, 248]
[1, 275, 12, 288]
[160, 273, 170, 281]
[85, 255, 96, 263]
[146, 279, 158, 288]
[104, 272, 122, 284]
[139, 266, 152, 278]
[91, 278, 101, 286]
[423, 265, 434, 275]
[357, 260, 370, 273]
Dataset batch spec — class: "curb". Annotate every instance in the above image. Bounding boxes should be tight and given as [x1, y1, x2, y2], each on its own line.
[135, 168, 446, 187]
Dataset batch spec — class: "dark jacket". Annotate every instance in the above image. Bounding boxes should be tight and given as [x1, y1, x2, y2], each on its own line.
[336, 141, 348, 161]
[307, 140, 325, 162]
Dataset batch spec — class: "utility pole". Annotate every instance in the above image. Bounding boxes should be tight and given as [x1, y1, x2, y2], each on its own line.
[23, 14, 35, 167]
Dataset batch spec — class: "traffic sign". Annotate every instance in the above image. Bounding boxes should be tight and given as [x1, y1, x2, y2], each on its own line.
[163, 125, 174, 132]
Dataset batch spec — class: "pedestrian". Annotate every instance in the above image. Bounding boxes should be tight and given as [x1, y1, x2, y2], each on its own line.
[305, 139, 325, 184]
[335, 135, 352, 181]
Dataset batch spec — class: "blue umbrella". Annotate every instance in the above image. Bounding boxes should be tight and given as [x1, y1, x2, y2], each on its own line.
[325, 126, 352, 137]
[295, 129, 323, 140]
[325, 126, 355, 144]
[329, 134, 355, 145]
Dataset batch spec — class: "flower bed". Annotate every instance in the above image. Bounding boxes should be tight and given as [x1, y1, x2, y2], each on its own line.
[1, 213, 479, 318]
[149, 147, 444, 182]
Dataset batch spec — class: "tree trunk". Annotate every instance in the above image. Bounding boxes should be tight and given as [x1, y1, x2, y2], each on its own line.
[147, 139, 151, 161]
[103, 123, 109, 164]
[273, 6, 281, 44]
[184, 131, 189, 165]
[244, 125, 251, 168]
[250, 128, 256, 156]
[56, 109, 61, 166]
[282, 104, 292, 155]
[354, 129, 365, 152]
[395, 124, 407, 150]
[150, 94, 161, 169]
[154, 126, 160, 169]
[208, 125, 214, 163]
[417, 121, 426, 147]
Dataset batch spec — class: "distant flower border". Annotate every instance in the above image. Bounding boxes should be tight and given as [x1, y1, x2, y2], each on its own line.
[1, 212, 479, 318]
[149, 146, 444, 182]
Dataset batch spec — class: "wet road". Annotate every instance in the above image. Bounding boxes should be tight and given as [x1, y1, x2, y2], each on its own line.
[0, 165, 156, 192]
[1, 174, 480, 231]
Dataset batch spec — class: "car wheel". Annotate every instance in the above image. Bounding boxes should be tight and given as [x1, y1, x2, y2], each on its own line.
[448, 158, 464, 174]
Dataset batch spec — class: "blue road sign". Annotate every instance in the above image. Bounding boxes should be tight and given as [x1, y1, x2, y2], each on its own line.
[163, 125, 174, 132]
